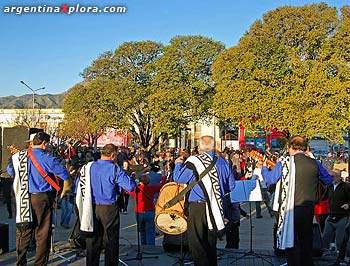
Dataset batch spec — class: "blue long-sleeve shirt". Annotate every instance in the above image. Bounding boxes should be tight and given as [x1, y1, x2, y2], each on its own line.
[173, 151, 235, 202]
[261, 153, 333, 206]
[90, 159, 136, 204]
[7, 148, 70, 193]
[261, 156, 333, 185]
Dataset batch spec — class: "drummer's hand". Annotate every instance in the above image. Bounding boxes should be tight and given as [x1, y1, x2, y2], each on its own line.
[175, 156, 184, 164]
[224, 218, 229, 225]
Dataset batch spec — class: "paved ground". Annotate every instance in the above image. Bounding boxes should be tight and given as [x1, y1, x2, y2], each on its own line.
[0, 196, 339, 265]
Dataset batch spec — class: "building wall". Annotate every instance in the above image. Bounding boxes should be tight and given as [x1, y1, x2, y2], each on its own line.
[0, 109, 224, 150]
[0, 108, 64, 134]
[185, 118, 222, 150]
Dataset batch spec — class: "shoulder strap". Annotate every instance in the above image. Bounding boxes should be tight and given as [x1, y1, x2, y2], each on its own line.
[164, 155, 218, 209]
[27, 148, 61, 192]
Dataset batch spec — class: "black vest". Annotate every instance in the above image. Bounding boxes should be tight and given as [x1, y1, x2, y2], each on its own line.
[294, 153, 319, 206]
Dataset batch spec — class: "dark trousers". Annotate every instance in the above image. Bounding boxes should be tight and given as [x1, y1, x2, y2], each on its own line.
[285, 205, 314, 266]
[338, 225, 349, 260]
[317, 214, 328, 233]
[16, 192, 54, 266]
[86, 203, 120, 266]
[188, 202, 217, 266]
[118, 191, 129, 212]
[225, 221, 240, 249]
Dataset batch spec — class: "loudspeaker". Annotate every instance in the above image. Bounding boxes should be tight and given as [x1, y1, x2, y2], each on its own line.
[1, 127, 44, 171]
[1, 127, 29, 171]
[0, 223, 9, 254]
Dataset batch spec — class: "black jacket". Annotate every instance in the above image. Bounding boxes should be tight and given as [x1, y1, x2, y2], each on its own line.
[328, 181, 350, 217]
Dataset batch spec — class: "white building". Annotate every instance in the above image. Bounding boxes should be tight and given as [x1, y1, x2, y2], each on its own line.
[0, 108, 228, 150]
[0, 108, 64, 135]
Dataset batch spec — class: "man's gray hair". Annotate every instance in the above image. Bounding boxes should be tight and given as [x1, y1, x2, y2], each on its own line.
[199, 136, 215, 152]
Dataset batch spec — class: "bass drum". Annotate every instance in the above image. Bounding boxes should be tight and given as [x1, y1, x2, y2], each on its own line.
[155, 182, 187, 235]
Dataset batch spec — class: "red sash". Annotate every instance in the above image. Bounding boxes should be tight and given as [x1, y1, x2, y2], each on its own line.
[27, 148, 61, 192]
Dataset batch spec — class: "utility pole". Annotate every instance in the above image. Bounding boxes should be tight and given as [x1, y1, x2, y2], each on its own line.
[20, 80, 45, 127]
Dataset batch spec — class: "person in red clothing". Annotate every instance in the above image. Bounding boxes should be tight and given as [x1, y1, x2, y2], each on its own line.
[64, 141, 77, 160]
[129, 174, 166, 245]
[314, 199, 329, 233]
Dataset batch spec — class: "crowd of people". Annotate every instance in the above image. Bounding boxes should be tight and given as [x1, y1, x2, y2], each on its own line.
[1, 132, 350, 266]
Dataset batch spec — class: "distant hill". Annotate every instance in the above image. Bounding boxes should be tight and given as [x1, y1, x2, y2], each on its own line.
[0, 93, 66, 109]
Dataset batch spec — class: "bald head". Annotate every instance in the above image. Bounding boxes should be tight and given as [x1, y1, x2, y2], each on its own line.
[199, 136, 215, 152]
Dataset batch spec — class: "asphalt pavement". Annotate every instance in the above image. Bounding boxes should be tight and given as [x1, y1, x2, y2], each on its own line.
[0, 196, 339, 266]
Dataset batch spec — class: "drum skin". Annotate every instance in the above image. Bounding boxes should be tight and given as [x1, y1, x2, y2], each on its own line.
[155, 182, 187, 235]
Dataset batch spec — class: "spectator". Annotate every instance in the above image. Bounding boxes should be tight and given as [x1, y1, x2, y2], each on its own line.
[223, 200, 249, 249]
[252, 160, 272, 218]
[129, 174, 166, 245]
[322, 169, 350, 265]
[323, 151, 335, 174]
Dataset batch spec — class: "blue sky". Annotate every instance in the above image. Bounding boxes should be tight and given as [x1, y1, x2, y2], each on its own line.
[0, 0, 348, 97]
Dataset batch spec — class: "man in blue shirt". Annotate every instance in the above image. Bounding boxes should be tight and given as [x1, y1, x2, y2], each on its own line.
[173, 135, 235, 266]
[80, 143, 136, 266]
[8, 132, 70, 266]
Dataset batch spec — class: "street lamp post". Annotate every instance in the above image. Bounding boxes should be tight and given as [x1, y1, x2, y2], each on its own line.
[20, 80, 45, 127]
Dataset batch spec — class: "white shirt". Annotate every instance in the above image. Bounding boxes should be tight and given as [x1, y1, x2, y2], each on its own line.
[252, 168, 267, 189]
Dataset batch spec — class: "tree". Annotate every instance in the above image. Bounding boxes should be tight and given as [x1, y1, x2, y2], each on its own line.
[149, 35, 225, 136]
[72, 38, 224, 151]
[62, 81, 107, 147]
[80, 51, 116, 80]
[68, 41, 165, 151]
[212, 3, 349, 142]
[13, 109, 43, 128]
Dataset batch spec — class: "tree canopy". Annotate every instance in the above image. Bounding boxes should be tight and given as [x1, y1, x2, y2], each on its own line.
[148, 36, 225, 135]
[63, 3, 350, 147]
[62, 81, 108, 146]
[64, 37, 224, 150]
[64, 41, 164, 150]
[212, 3, 350, 143]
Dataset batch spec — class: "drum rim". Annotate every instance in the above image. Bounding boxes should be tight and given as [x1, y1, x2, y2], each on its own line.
[155, 211, 187, 235]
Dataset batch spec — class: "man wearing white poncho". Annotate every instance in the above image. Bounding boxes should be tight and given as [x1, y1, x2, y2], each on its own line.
[173, 135, 235, 266]
[262, 136, 332, 266]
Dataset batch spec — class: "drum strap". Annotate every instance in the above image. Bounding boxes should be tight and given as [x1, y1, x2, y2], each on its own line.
[27, 147, 61, 192]
[164, 156, 218, 209]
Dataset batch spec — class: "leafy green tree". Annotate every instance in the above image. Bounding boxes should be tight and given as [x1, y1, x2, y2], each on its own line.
[68, 38, 224, 150]
[62, 81, 106, 147]
[148, 35, 225, 136]
[106, 41, 165, 151]
[80, 51, 116, 80]
[70, 41, 165, 151]
[213, 3, 349, 142]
